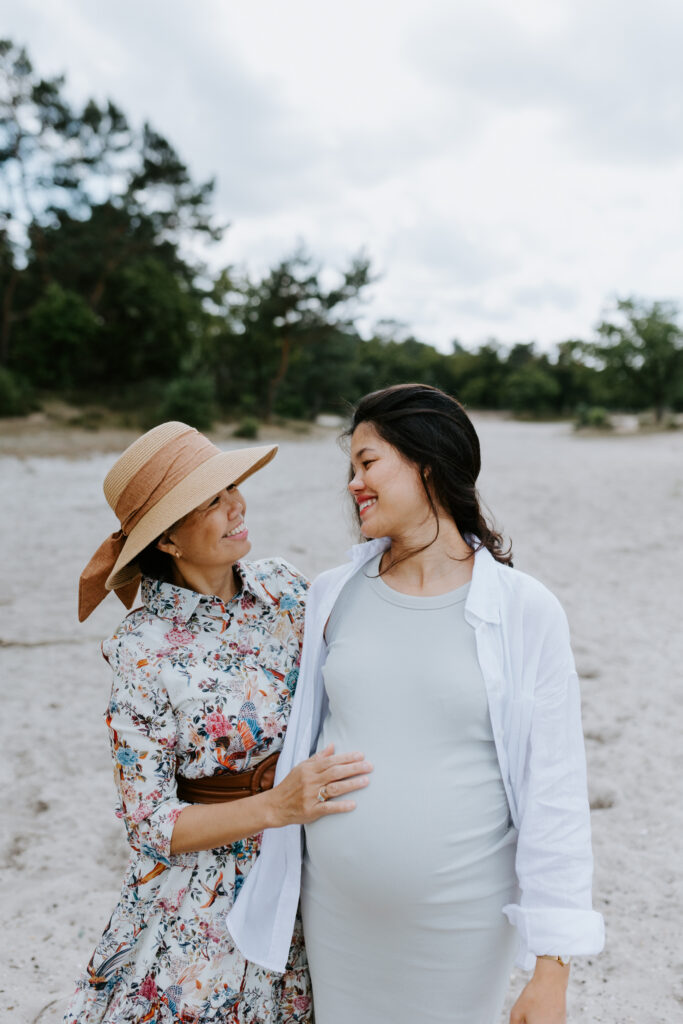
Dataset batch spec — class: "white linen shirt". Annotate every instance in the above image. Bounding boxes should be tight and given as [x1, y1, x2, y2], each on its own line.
[227, 538, 605, 972]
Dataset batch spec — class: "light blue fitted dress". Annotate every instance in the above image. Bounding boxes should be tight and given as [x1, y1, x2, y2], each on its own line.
[301, 553, 518, 1024]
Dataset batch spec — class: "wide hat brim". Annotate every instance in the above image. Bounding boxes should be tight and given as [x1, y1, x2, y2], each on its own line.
[105, 444, 277, 592]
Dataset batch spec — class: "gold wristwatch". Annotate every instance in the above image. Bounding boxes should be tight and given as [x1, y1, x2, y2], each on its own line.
[537, 954, 571, 967]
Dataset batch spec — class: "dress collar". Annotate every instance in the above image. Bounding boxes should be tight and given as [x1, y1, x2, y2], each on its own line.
[140, 560, 273, 624]
[345, 535, 501, 625]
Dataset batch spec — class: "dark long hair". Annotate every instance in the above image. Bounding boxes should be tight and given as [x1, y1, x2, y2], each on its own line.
[347, 383, 512, 567]
[136, 540, 175, 583]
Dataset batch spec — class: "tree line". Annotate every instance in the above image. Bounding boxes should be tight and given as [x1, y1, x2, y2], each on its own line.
[1, 40, 682, 429]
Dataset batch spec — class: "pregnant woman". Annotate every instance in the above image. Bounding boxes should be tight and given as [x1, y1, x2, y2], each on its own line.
[66, 421, 368, 1024]
[229, 385, 604, 1024]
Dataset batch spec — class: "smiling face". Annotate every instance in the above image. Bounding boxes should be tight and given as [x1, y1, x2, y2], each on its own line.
[348, 422, 434, 541]
[158, 484, 250, 573]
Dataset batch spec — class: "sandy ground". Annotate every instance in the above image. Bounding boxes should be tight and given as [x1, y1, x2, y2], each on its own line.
[1, 418, 682, 1023]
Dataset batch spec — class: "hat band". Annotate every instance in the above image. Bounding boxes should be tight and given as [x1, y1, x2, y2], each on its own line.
[115, 429, 220, 536]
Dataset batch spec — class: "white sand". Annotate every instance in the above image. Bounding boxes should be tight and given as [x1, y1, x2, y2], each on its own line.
[1, 418, 682, 1023]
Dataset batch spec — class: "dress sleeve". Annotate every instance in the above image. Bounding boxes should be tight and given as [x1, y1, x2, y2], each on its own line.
[104, 638, 189, 864]
[502, 595, 605, 968]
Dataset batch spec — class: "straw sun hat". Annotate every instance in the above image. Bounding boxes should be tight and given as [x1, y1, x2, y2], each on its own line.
[78, 422, 277, 622]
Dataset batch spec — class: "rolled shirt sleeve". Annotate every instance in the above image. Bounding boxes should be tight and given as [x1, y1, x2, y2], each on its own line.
[502, 594, 605, 969]
[104, 639, 189, 865]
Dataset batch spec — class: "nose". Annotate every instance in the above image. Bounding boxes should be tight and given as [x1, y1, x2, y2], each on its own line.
[224, 489, 244, 517]
[348, 470, 363, 494]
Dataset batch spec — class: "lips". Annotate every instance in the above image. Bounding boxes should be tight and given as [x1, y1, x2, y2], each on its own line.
[357, 497, 377, 517]
[225, 521, 247, 538]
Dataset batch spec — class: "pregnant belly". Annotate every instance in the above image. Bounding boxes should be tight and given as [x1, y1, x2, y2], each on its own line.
[304, 738, 516, 913]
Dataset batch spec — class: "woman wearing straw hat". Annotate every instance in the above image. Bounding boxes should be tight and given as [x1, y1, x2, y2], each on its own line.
[65, 421, 370, 1024]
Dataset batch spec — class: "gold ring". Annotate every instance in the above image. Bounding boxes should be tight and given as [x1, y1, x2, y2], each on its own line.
[316, 785, 329, 803]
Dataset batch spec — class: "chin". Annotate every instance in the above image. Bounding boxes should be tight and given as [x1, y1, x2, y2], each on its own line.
[360, 519, 382, 539]
[231, 538, 251, 560]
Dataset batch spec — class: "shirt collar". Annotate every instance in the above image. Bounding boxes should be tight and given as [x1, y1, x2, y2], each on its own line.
[345, 535, 501, 625]
[465, 541, 501, 625]
[140, 560, 274, 624]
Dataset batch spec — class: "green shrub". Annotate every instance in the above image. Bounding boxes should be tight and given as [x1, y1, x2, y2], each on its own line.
[112, 378, 167, 430]
[273, 393, 309, 419]
[501, 365, 561, 417]
[574, 404, 612, 430]
[233, 416, 260, 439]
[0, 367, 36, 417]
[157, 375, 216, 431]
[21, 283, 101, 389]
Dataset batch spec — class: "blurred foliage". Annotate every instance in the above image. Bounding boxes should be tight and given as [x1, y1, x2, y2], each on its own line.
[0, 365, 35, 415]
[2, 40, 683, 426]
[233, 416, 260, 440]
[574, 404, 612, 431]
[156, 373, 216, 432]
[0, 37, 215, 398]
[209, 249, 373, 421]
[590, 298, 683, 422]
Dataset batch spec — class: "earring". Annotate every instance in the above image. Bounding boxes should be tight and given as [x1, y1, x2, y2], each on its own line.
[175, 552, 182, 559]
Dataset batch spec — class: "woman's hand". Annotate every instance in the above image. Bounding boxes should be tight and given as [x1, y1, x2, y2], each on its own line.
[510, 958, 569, 1024]
[171, 744, 370, 854]
[265, 743, 372, 828]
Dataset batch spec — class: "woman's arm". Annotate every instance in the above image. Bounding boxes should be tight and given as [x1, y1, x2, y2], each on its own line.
[107, 649, 372, 861]
[170, 744, 371, 853]
[503, 590, 604, 964]
[501, 587, 604, 1020]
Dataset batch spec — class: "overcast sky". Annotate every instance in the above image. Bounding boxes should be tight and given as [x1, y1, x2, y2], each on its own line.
[5, 0, 683, 351]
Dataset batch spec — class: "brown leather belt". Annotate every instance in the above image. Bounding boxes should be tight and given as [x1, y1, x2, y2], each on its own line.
[175, 751, 280, 805]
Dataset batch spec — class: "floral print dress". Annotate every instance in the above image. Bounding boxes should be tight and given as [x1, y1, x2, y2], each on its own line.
[65, 559, 312, 1024]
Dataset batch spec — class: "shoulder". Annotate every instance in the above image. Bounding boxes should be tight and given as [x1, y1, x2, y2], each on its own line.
[498, 563, 563, 610]
[102, 604, 165, 675]
[307, 560, 357, 604]
[241, 557, 309, 604]
[495, 562, 570, 642]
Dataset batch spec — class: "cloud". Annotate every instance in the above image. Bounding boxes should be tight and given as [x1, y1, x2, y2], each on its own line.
[408, 0, 683, 163]
[6, 0, 331, 215]
[513, 281, 579, 312]
[388, 219, 511, 287]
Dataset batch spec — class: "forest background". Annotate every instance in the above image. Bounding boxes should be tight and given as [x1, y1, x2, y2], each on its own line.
[2, 39, 683, 434]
